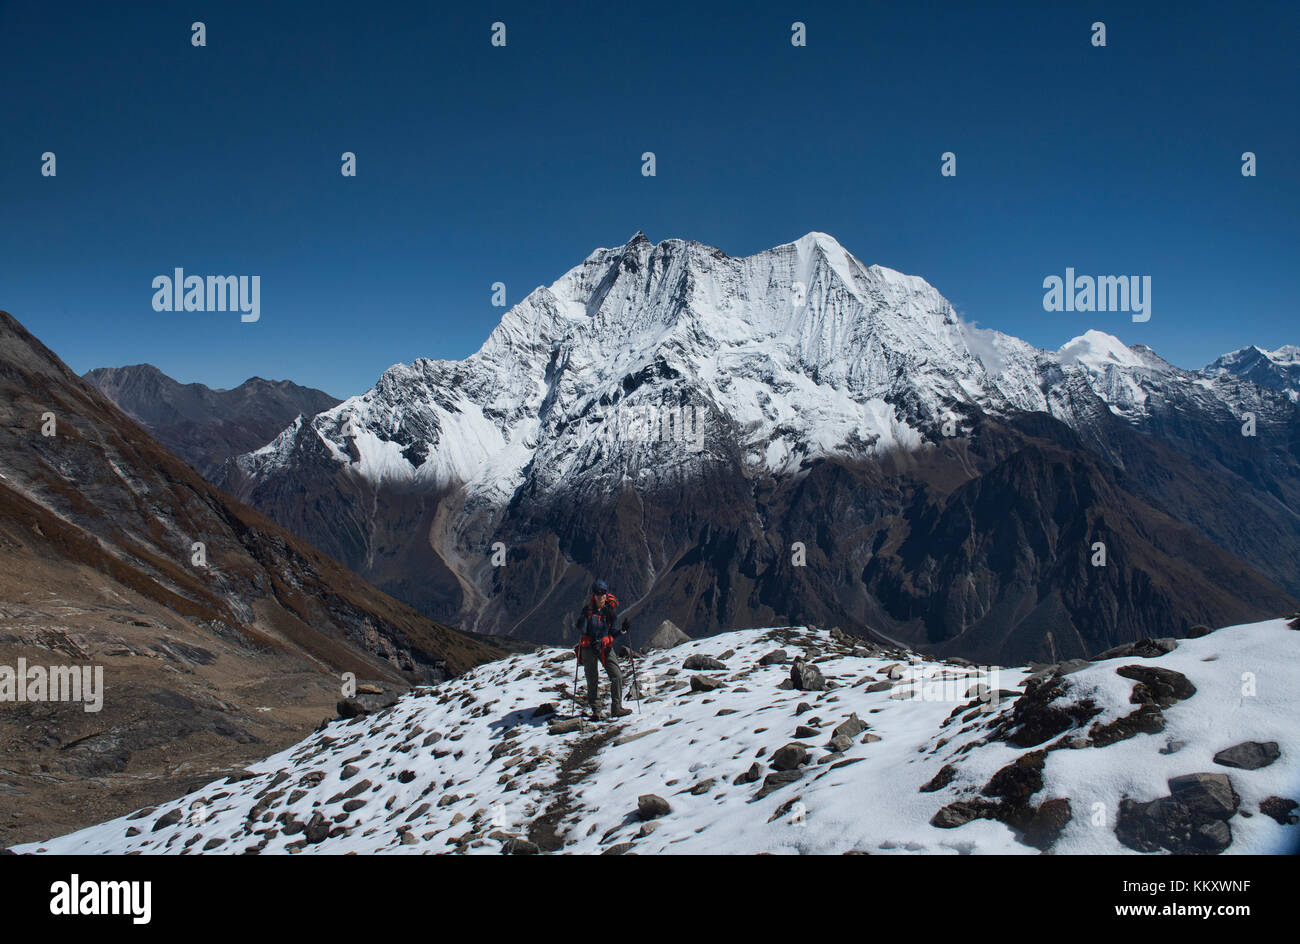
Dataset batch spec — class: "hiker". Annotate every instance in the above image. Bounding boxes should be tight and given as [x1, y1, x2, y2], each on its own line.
[575, 579, 632, 718]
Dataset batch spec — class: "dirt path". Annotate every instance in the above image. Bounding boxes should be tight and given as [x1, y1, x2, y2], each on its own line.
[527, 723, 625, 852]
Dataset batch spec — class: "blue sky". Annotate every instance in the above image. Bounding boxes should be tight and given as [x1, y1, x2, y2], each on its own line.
[1, 1, 1296, 397]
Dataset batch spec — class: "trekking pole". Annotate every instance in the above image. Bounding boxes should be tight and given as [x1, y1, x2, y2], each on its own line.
[625, 619, 642, 714]
[572, 644, 584, 735]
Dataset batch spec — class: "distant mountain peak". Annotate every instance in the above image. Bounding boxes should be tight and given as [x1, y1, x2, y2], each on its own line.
[1058, 330, 1146, 371]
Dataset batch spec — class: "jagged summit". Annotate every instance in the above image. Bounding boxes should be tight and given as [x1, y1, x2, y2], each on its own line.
[1206, 343, 1300, 400]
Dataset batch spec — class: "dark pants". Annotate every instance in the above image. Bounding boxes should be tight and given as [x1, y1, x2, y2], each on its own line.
[581, 643, 624, 712]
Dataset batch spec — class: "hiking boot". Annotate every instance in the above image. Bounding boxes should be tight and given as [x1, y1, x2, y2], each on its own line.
[588, 704, 602, 720]
[610, 706, 633, 718]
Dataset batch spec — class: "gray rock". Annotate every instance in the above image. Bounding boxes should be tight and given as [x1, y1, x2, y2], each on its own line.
[832, 713, 867, 740]
[305, 812, 330, 844]
[337, 688, 401, 719]
[690, 674, 726, 693]
[1116, 773, 1240, 854]
[1115, 665, 1196, 706]
[683, 654, 727, 671]
[1092, 638, 1179, 661]
[734, 763, 762, 785]
[919, 764, 957, 793]
[1212, 740, 1280, 771]
[755, 769, 804, 799]
[152, 809, 182, 832]
[770, 743, 810, 771]
[637, 794, 671, 820]
[827, 734, 854, 753]
[502, 838, 540, 855]
[931, 800, 994, 829]
[1088, 703, 1166, 747]
[1023, 798, 1072, 850]
[790, 658, 827, 692]
[759, 649, 789, 666]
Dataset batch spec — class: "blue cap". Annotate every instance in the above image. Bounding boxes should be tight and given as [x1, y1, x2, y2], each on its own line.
[592, 579, 608, 593]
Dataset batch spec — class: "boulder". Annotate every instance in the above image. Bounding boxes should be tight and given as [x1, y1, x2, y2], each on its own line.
[1212, 740, 1280, 771]
[1115, 773, 1240, 854]
[919, 765, 957, 793]
[683, 654, 727, 671]
[1022, 798, 1072, 850]
[637, 794, 672, 820]
[755, 769, 804, 799]
[690, 674, 726, 693]
[832, 713, 867, 740]
[790, 658, 827, 692]
[1088, 703, 1166, 747]
[503, 838, 540, 855]
[1115, 665, 1196, 706]
[931, 800, 996, 829]
[337, 689, 401, 719]
[304, 812, 330, 844]
[1092, 638, 1178, 661]
[645, 620, 690, 650]
[770, 743, 810, 771]
[151, 809, 182, 832]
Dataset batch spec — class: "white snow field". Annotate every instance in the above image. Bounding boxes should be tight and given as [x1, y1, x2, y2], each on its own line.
[16, 619, 1299, 855]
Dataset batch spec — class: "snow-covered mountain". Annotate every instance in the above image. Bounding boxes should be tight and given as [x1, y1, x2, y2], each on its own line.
[1206, 345, 1300, 402]
[214, 233, 1300, 657]
[15, 619, 1299, 855]
[225, 234, 1289, 492]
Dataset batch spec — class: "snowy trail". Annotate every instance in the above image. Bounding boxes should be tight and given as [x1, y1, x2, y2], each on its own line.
[14, 620, 1300, 855]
